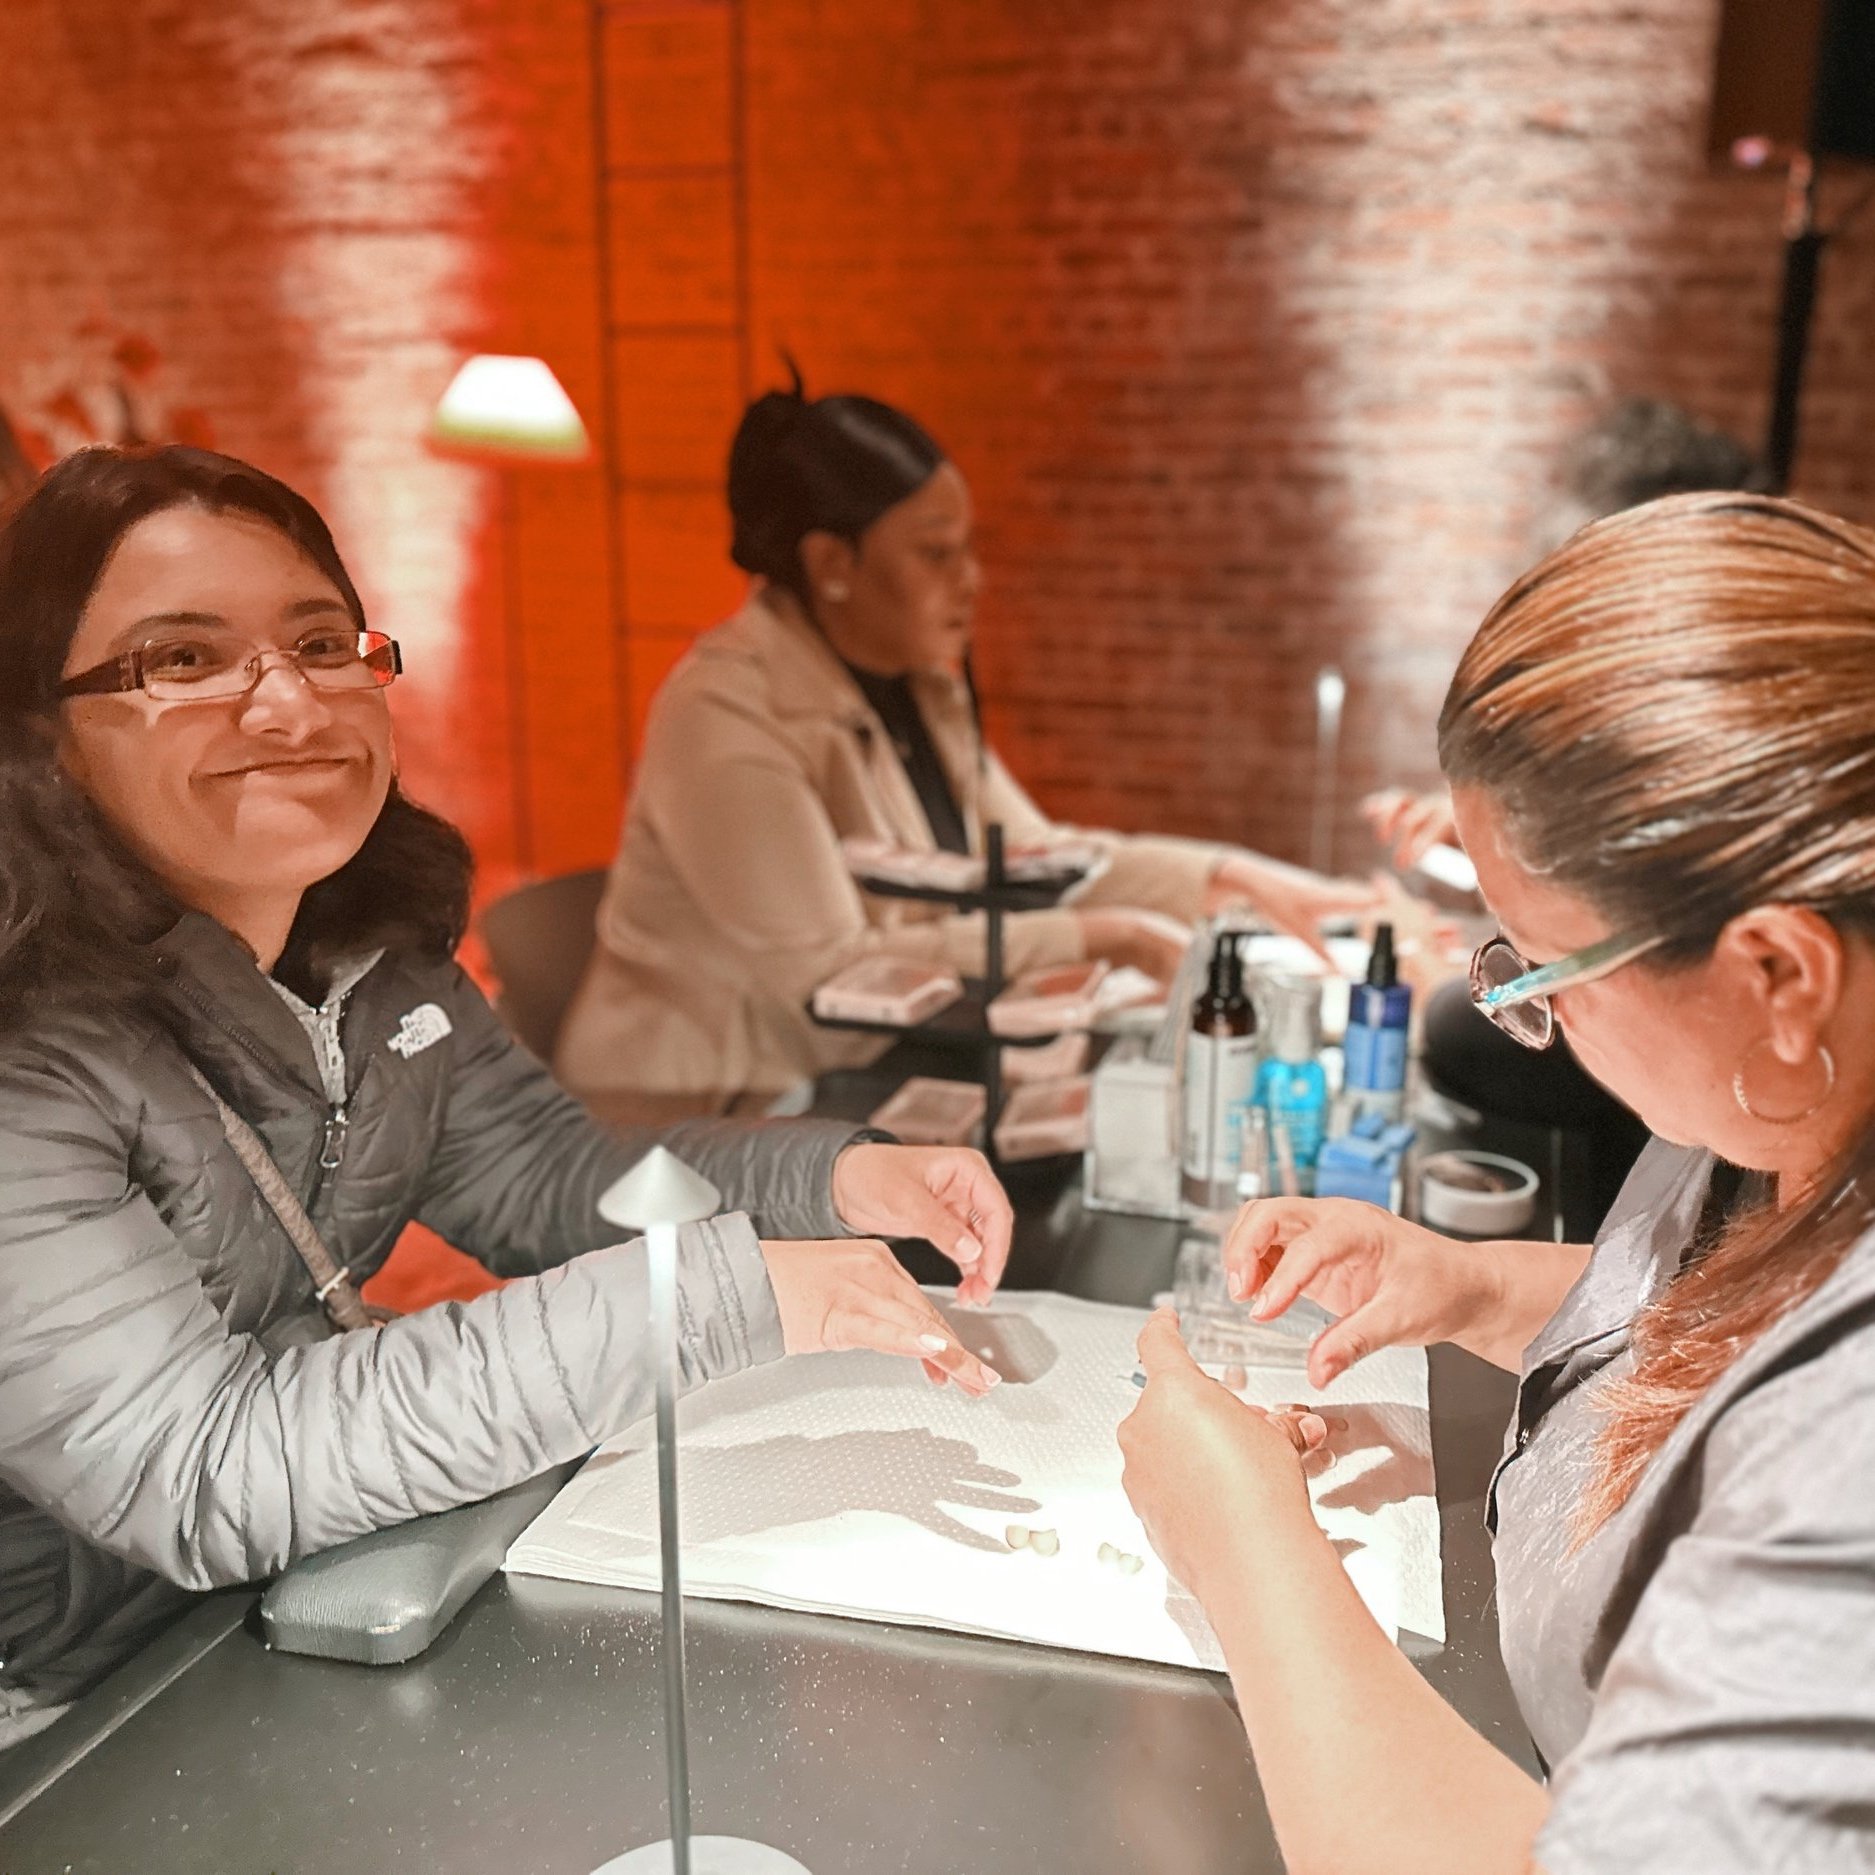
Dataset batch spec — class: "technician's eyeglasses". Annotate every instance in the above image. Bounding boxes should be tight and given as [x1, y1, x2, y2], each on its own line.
[59, 626, 403, 704]
[1468, 929, 1665, 1051]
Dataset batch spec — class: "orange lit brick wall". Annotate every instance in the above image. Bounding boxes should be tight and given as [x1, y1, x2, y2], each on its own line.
[734, 0, 1875, 861]
[0, 0, 627, 906]
[4, 0, 1873, 888]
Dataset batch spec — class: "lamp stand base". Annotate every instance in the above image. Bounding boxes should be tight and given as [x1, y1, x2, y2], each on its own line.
[592, 1839, 813, 1874]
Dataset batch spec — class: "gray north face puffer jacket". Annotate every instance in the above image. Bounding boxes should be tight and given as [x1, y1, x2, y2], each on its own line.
[0, 913, 862, 1709]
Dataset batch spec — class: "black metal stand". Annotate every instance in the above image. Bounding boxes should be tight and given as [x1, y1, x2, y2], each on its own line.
[981, 824, 1007, 1168]
[810, 821, 1078, 1169]
[1766, 158, 1824, 492]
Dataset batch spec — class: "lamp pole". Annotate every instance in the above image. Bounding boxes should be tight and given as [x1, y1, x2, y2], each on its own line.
[590, 1150, 814, 1875]
[425, 353, 594, 883]
[499, 471, 534, 873]
[1309, 666, 1345, 878]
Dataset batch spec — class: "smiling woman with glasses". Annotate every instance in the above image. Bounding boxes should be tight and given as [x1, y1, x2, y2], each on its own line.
[1114, 490, 1875, 1874]
[0, 443, 1019, 1747]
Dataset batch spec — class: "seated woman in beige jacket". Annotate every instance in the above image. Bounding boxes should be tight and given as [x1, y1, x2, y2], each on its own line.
[557, 381, 1374, 1101]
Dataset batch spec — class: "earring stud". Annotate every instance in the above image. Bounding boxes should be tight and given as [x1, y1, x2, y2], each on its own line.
[822, 581, 850, 604]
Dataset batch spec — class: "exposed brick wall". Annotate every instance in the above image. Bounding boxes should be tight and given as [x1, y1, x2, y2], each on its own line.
[737, 0, 1875, 865]
[4, 0, 1872, 890]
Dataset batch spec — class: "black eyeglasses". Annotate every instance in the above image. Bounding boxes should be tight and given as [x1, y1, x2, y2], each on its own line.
[60, 627, 402, 703]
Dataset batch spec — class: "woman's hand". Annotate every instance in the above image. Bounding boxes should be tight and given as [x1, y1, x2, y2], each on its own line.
[1075, 906, 1192, 986]
[761, 1237, 1003, 1394]
[1360, 787, 1458, 872]
[1119, 1309, 1328, 1601]
[1205, 854, 1381, 965]
[831, 1142, 1013, 1307]
[1224, 1197, 1498, 1388]
[1122, 1315, 1552, 1875]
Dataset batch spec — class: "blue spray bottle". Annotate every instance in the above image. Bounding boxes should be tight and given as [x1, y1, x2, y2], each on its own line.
[1343, 921, 1413, 1125]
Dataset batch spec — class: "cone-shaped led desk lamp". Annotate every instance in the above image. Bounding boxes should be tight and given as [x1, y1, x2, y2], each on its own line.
[589, 1149, 813, 1875]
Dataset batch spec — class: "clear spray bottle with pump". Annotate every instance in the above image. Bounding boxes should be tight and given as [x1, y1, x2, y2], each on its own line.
[1251, 975, 1329, 1196]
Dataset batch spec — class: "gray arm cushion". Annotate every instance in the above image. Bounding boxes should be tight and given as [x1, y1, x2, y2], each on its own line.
[259, 1460, 584, 1665]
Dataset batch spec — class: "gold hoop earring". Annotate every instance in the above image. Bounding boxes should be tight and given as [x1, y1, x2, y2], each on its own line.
[1733, 1040, 1837, 1125]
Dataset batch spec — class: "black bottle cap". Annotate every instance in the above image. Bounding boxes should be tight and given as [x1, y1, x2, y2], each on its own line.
[1365, 922, 1397, 989]
[1205, 930, 1236, 1000]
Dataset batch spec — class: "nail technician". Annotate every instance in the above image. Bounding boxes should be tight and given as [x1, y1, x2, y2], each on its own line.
[556, 374, 1376, 1101]
[0, 445, 1011, 1747]
[1119, 492, 1875, 1871]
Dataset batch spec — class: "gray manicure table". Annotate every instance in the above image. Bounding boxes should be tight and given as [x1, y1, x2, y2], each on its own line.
[0, 1121, 1535, 1874]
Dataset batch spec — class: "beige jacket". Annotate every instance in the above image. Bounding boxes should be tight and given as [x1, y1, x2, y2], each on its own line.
[556, 590, 1222, 1098]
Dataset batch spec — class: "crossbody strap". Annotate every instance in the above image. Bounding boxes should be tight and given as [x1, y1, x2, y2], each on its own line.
[185, 1063, 383, 1334]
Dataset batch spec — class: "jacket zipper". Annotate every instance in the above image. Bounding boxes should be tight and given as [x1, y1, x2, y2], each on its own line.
[302, 1104, 350, 1219]
[317, 1107, 351, 1174]
[172, 975, 359, 1211]
[305, 990, 357, 1213]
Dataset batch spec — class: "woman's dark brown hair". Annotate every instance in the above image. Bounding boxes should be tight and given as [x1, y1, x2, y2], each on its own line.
[1438, 490, 1875, 1530]
[0, 444, 472, 1031]
[727, 367, 946, 605]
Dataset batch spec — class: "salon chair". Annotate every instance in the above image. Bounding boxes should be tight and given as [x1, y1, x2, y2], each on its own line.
[479, 867, 606, 1060]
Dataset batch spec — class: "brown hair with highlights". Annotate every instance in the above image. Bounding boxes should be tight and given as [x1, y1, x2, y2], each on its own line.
[1438, 491, 1875, 1531]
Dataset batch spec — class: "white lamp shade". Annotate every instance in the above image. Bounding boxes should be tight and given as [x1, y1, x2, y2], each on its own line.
[597, 1146, 722, 1231]
[429, 354, 591, 462]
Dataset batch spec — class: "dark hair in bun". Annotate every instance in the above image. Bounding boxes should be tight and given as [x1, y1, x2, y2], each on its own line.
[727, 364, 946, 601]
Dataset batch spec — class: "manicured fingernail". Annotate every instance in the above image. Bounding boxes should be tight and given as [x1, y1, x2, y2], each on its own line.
[918, 1333, 950, 1353]
[957, 1233, 983, 1265]
[981, 1365, 1002, 1387]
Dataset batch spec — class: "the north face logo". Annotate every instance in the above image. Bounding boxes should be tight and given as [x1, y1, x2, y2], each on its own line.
[387, 1003, 453, 1059]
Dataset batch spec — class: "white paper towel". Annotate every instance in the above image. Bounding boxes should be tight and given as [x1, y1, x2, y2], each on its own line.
[505, 1291, 1442, 1671]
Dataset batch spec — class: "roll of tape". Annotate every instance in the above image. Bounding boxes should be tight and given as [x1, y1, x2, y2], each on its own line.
[1418, 1149, 1538, 1237]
